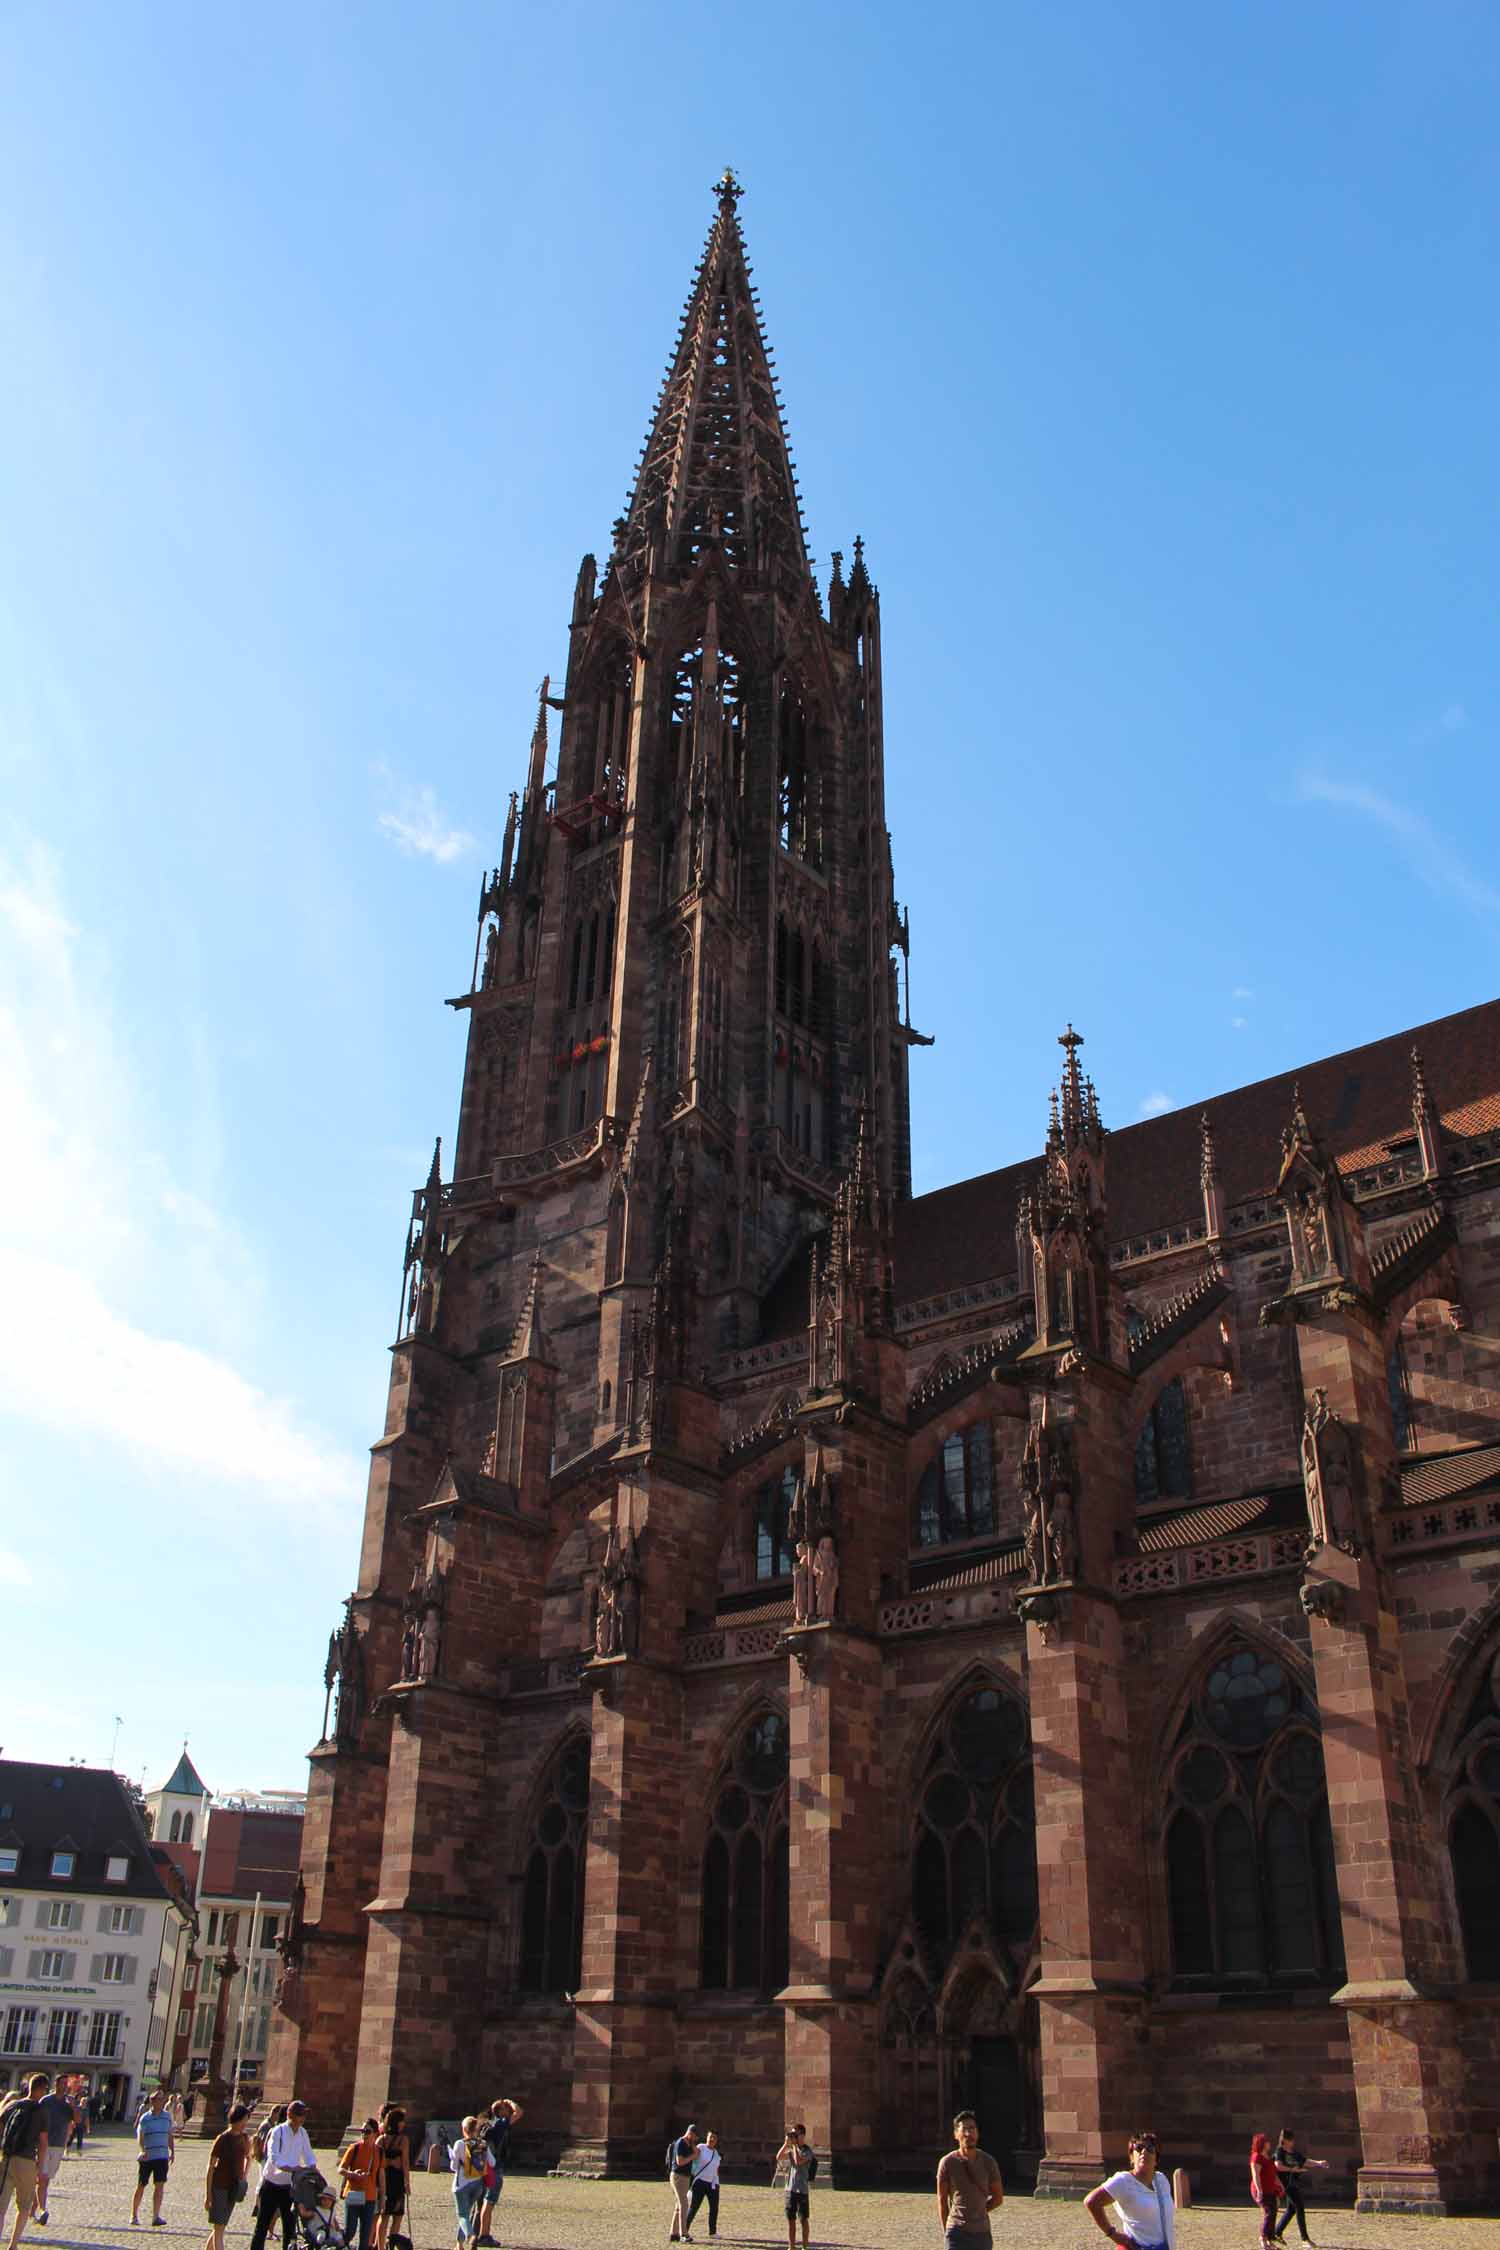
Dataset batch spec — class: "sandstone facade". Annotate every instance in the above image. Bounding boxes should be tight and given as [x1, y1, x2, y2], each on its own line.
[267, 175, 1500, 2211]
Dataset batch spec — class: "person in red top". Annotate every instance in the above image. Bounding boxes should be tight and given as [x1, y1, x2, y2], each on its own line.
[1250, 2135, 1280, 2244]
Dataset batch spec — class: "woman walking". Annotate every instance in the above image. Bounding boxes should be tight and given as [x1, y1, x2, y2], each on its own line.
[1083, 2132, 1175, 2250]
[1250, 2135, 1281, 2245]
[337, 2121, 382, 2250]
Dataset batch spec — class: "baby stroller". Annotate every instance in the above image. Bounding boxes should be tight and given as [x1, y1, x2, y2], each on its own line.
[290, 2166, 349, 2250]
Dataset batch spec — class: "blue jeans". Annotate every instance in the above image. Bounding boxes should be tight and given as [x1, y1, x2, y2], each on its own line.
[454, 2179, 485, 2242]
[343, 2197, 375, 2250]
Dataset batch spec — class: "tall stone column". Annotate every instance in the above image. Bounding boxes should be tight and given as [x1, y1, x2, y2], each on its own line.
[1293, 1306, 1475, 2211]
[1267, 1099, 1477, 2211]
[780, 1395, 906, 2183]
[560, 1385, 723, 2174]
[781, 1623, 883, 2181]
[1025, 1368, 1148, 2198]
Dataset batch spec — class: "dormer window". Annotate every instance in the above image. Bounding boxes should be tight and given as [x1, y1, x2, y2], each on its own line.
[105, 1855, 130, 1885]
[50, 1851, 75, 1880]
[0, 1850, 17, 1877]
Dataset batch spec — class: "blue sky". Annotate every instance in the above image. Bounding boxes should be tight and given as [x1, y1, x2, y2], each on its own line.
[1, 1, 1497, 1793]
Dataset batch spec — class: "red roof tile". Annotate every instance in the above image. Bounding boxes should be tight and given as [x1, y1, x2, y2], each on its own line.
[896, 996, 1500, 1303]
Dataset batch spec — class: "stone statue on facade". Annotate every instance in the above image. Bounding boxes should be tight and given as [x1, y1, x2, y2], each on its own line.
[321, 1597, 366, 1746]
[1300, 1387, 1362, 1558]
[1019, 1396, 1076, 1587]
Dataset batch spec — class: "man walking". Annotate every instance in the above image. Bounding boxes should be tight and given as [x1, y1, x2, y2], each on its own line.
[936, 2110, 1003, 2250]
[30, 2083, 73, 2225]
[474, 2097, 523, 2247]
[0, 2074, 51, 2250]
[667, 2123, 697, 2243]
[131, 2090, 175, 2228]
[249, 2102, 314, 2250]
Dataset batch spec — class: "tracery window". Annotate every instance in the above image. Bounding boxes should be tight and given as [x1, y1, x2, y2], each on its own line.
[700, 1711, 790, 1991]
[912, 1685, 1036, 1966]
[1387, 1339, 1415, 1452]
[771, 915, 826, 1158]
[755, 1465, 799, 1580]
[1444, 1648, 1500, 1980]
[519, 1736, 590, 1993]
[1163, 1646, 1343, 1987]
[1135, 1376, 1192, 1507]
[777, 679, 822, 867]
[915, 1425, 996, 1548]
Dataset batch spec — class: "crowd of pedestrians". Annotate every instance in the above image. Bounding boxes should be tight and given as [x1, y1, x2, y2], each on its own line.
[0, 2068, 1339, 2250]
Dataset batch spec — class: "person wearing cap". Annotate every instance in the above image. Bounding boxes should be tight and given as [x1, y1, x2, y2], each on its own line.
[248, 2103, 314, 2250]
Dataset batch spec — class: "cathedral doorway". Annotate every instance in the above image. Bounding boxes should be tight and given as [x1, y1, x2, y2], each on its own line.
[942, 1963, 1039, 2186]
[964, 2035, 1024, 2175]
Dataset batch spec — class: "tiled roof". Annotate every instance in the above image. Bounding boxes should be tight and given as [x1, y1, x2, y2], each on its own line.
[0, 1761, 177, 1904]
[1398, 1443, 1500, 1508]
[1135, 1491, 1301, 1552]
[895, 996, 1500, 1304]
[913, 1544, 1025, 1592]
[715, 1594, 793, 1627]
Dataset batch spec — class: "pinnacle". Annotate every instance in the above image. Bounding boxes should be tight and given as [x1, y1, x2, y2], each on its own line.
[617, 177, 810, 587]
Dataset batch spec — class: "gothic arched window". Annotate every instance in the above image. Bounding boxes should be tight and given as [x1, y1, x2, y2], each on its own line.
[1443, 1649, 1500, 1980]
[181, 1813, 193, 1846]
[1388, 1339, 1415, 1451]
[915, 1424, 997, 1548]
[777, 680, 822, 868]
[1135, 1377, 1192, 1507]
[519, 1735, 590, 1993]
[700, 1711, 790, 1991]
[168, 1813, 181, 1843]
[913, 1685, 1036, 1967]
[1163, 1647, 1343, 1989]
[755, 1465, 799, 1580]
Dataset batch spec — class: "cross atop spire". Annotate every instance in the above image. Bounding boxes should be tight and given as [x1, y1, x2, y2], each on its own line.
[616, 175, 809, 587]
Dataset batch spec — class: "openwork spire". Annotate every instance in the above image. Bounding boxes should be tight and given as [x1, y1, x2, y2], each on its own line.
[616, 171, 810, 587]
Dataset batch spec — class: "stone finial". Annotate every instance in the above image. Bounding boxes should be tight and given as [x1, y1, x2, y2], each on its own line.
[509, 1253, 549, 1362]
[1200, 1111, 1222, 1239]
[1411, 1045, 1442, 1179]
[714, 166, 743, 210]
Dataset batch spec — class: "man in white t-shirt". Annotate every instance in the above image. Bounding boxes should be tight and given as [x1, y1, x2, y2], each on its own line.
[1083, 2133, 1175, 2250]
[249, 2102, 315, 2250]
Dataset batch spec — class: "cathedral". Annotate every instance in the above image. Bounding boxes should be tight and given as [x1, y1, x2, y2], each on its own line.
[268, 174, 1500, 2210]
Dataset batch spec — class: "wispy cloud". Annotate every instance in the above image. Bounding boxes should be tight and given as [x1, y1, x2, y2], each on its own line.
[0, 840, 363, 1517]
[1231, 1015, 1248, 1030]
[1296, 774, 1500, 915]
[1138, 1090, 1173, 1118]
[1411, 702, 1468, 747]
[374, 767, 474, 864]
[1232, 985, 1254, 1001]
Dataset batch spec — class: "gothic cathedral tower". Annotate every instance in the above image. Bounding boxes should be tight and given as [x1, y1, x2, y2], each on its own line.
[268, 172, 914, 2151]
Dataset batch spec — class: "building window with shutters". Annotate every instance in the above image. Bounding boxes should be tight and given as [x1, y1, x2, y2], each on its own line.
[37, 1951, 69, 1981]
[100, 1954, 129, 1984]
[46, 1900, 79, 1930]
[1164, 1644, 1344, 1989]
[518, 1736, 590, 1994]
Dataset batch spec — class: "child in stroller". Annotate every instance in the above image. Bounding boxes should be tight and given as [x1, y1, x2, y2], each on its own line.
[290, 2165, 348, 2250]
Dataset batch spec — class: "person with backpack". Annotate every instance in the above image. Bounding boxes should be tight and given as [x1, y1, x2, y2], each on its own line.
[0, 2074, 51, 2250]
[667, 2123, 698, 2242]
[775, 2125, 814, 2250]
[449, 2118, 488, 2250]
[337, 2120, 383, 2250]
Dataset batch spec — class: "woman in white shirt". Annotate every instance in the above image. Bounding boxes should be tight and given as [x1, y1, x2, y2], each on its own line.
[1083, 2133, 1175, 2250]
[687, 2130, 722, 2239]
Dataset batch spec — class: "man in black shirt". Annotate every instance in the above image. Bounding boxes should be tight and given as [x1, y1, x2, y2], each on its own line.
[1271, 2130, 1320, 2245]
[474, 2098, 523, 2248]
